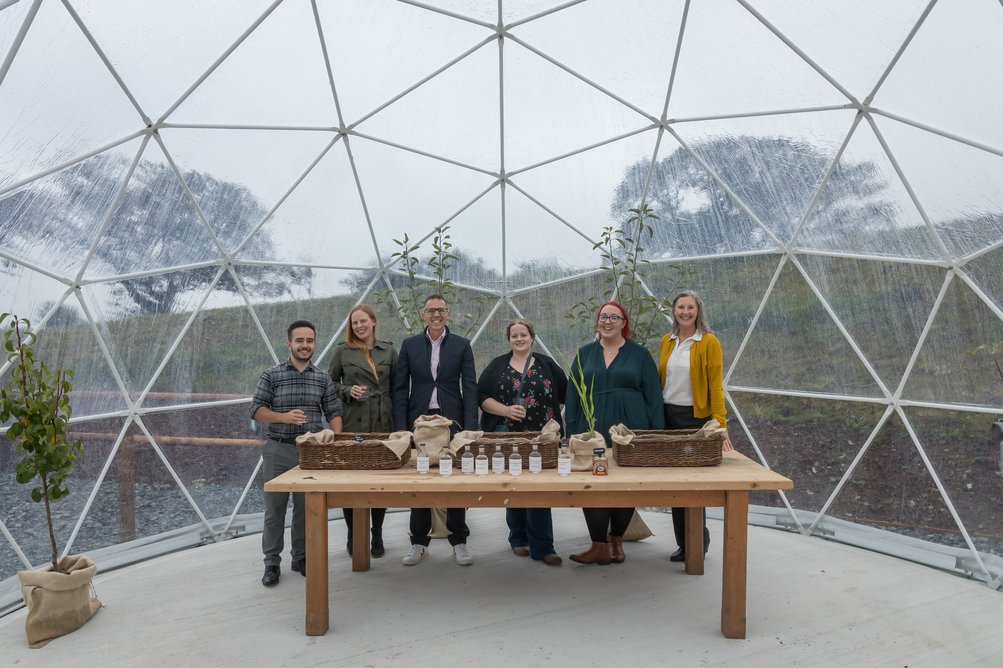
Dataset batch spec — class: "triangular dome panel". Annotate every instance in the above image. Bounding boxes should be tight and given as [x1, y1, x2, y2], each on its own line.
[901, 277, 1003, 409]
[71, 0, 274, 120]
[668, 0, 848, 118]
[729, 262, 882, 396]
[0, 0, 141, 189]
[167, 0, 337, 126]
[875, 0, 1003, 151]
[798, 254, 945, 392]
[796, 120, 942, 259]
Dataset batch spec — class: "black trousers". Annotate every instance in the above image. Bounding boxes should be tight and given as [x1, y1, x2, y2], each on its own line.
[664, 403, 710, 549]
[343, 507, 386, 533]
[409, 508, 469, 546]
[582, 507, 634, 542]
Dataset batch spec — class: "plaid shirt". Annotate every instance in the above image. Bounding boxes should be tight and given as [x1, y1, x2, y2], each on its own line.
[249, 360, 342, 440]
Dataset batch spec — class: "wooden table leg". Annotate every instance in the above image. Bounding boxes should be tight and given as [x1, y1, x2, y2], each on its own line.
[684, 506, 704, 575]
[351, 508, 371, 572]
[721, 490, 749, 639]
[305, 492, 329, 636]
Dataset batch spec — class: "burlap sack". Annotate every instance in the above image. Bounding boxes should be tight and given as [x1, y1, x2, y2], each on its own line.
[621, 510, 653, 541]
[567, 432, 606, 471]
[18, 554, 101, 648]
[536, 418, 561, 445]
[411, 414, 453, 468]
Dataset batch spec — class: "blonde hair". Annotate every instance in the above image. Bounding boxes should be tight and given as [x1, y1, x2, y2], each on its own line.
[670, 291, 712, 336]
[346, 304, 379, 380]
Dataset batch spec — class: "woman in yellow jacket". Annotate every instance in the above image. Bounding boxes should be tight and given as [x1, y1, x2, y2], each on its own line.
[657, 291, 734, 563]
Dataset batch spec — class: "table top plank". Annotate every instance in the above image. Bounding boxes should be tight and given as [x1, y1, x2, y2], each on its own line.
[265, 450, 793, 493]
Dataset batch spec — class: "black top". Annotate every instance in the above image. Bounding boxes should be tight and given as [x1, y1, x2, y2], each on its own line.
[476, 351, 568, 435]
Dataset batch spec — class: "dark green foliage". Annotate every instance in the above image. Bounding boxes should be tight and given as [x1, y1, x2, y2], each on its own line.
[1, 314, 84, 572]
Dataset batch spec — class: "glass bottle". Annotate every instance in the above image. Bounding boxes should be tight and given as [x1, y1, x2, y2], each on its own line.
[592, 447, 608, 476]
[416, 447, 430, 474]
[492, 444, 505, 474]
[528, 443, 542, 474]
[475, 444, 489, 477]
[461, 444, 474, 474]
[557, 445, 571, 476]
[509, 445, 522, 476]
[439, 446, 452, 476]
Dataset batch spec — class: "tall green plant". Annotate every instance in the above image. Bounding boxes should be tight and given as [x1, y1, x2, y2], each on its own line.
[376, 224, 492, 337]
[560, 350, 596, 439]
[1, 314, 84, 572]
[566, 203, 691, 349]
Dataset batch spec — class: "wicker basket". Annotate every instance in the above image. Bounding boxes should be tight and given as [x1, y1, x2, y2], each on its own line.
[613, 429, 723, 467]
[463, 435, 558, 469]
[299, 432, 412, 470]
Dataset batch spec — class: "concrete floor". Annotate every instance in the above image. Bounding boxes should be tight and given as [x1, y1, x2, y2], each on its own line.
[2, 508, 1001, 667]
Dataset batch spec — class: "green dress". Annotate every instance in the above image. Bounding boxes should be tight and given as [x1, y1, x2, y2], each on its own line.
[564, 339, 665, 442]
[327, 340, 398, 433]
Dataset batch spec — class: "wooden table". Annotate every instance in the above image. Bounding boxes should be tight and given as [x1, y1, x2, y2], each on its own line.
[265, 450, 792, 639]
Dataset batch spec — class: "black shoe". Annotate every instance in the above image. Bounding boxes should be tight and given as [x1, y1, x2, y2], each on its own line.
[347, 531, 353, 556]
[671, 532, 711, 563]
[291, 558, 306, 576]
[261, 565, 280, 586]
[371, 529, 385, 558]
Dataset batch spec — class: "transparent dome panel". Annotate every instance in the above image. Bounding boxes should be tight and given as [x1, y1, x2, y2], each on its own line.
[797, 254, 946, 392]
[667, 0, 848, 119]
[732, 393, 887, 515]
[749, 0, 929, 100]
[826, 411, 963, 552]
[1, 142, 140, 277]
[0, 0, 141, 190]
[511, 0, 683, 118]
[875, 116, 1003, 260]
[874, 0, 1003, 152]
[901, 278, 1003, 409]
[728, 261, 882, 396]
[503, 38, 652, 171]
[905, 407, 1003, 560]
[673, 110, 855, 245]
[796, 119, 942, 259]
[352, 42, 500, 171]
[71, 0, 273, 120]
[166, 0, 337, 127]
[318, 0, 492, 124]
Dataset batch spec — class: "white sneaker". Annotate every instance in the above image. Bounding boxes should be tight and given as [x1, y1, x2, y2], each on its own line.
[402, 544, 426, 566]
[452, 543, 473, 566]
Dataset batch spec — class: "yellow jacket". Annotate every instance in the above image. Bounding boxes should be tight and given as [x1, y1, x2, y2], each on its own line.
[657, 332, 727, 429]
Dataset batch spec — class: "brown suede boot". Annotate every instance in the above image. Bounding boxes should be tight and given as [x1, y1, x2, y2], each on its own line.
[570, 541, 611, 565]
[608, 535, 625, 564]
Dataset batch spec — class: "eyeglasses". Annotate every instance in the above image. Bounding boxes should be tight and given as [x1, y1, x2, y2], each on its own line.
[423, 307, 449, 315]
[597, 314, 623, 323]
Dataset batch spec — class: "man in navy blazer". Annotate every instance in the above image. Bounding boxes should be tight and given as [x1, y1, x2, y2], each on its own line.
[393, 294, 478, 566]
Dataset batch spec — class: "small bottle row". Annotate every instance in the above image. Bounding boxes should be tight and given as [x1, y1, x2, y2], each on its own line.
[416, 443, 573, 476]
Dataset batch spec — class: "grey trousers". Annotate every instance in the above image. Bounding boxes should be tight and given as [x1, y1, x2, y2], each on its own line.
[262, 439, 304, 566]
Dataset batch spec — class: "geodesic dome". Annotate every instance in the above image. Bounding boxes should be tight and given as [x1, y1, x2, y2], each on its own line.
[2, 0, 1002, 603]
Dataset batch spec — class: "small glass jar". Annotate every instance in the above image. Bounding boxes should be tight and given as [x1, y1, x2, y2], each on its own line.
[592, 447, 608, 476]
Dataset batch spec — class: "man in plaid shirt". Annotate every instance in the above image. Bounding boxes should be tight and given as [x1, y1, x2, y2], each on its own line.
[250, 320, 342, 587]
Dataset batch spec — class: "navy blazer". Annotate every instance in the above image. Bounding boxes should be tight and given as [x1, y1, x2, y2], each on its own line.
[392, 326, 479, 431]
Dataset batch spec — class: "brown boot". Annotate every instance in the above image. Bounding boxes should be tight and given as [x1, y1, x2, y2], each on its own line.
[570, 541, 611, 565]
[608, 535, 625, 564]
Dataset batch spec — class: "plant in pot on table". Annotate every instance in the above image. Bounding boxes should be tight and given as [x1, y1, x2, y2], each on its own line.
[1, 313, 100, 648]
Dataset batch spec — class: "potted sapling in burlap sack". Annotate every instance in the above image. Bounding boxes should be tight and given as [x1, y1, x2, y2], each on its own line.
[1, 314, 101, 648]
[563, 350, 606, 470]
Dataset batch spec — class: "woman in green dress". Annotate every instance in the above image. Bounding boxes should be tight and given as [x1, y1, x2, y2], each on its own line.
[328, 304, 398, 557]
[565, 301, 663, 565]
